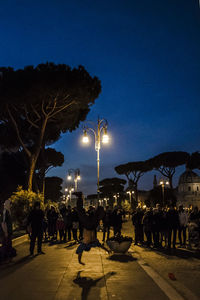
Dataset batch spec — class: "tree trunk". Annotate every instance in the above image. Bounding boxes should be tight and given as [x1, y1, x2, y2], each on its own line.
[28, 157, 37, 191]
[27, 119, 48, 192]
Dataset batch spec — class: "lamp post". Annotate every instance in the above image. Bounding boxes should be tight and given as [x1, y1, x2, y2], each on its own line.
[82, 117, 109, 200]
[126, 190, 134, 204]
[159, 179, 169, 207]
[113, 193, 119, 206]
[64, 187, 74, 204]
[67, 169, 81, 191]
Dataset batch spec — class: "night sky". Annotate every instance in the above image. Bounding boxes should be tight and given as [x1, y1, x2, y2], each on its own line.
[1, 0, 200, 195]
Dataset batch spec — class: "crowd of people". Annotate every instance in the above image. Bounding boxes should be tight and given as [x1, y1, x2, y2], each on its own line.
[132, 204, 200, 250]
[1, 198, 200, 264]
[26, 203, 125, 255]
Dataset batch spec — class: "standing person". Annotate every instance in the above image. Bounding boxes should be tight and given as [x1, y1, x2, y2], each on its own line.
[47, 206, 58, 240]
[1, 200, 14, 261]
[43, 215, 48, 241]
[132, 207, 144, 245]
[178, 205, 188, 247]
[166, 205, 179, 250]
[27, 201, 45, 256]
[56, 214, 65, 242]
[102, 206, 112, 242]
[188, 206, 200, 249]
[112, 207, 123, 236]
[142, 208, 153, 247]
[71, 207, 79, 242]
[63, 205, 72, 242]
[151, 204, 163, 248]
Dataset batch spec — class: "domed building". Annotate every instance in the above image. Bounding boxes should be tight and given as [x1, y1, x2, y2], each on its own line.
[177, 168, 200, 208]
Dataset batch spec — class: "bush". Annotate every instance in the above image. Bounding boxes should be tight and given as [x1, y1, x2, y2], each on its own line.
[9, 186, 44, 228]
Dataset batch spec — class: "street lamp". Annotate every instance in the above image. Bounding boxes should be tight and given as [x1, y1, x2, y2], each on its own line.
[65, 187, 74, 203]
[67, 169, 81, 191]
[82, 117, 109, 199]
[159, 179, 169, 207]
[126, 190, 134, 204]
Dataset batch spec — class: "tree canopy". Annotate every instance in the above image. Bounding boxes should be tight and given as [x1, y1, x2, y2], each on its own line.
[115, 161, 152, 205]
[45, 176, 63, 203]
[147, 151, 189, 188]
[0, 63, 101, 190]
[99, 177, 127, 208]
[187, 152, 200, 170]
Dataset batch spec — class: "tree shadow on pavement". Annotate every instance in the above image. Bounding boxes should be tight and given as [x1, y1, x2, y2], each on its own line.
[73, 270, 116, 300]
[0, 255, 36, 279]
[107, 253, 137, 263]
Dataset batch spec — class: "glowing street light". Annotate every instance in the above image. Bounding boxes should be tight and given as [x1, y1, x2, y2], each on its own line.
[67, 169, 81, 191]
[82, 117, 109, 199]
[159, 178, 169, 206]
[126, 190, 134, 203]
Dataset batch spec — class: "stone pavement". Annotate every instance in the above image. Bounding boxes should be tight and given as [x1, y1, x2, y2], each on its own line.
[0, 219, 199, 300]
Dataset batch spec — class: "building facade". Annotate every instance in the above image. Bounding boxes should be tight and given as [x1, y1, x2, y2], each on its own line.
[177, 168, 200, 209]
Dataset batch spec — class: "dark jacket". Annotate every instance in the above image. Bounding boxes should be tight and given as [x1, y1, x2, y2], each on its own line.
[132, 210, 144, 227]
[63, 210, 73, 227]
[143, 210, 153, 232]
[102, 210, 112, 227]
[166, 209, 179, 229]
[27, 209, 44, 233]
[112, 209, 122, 228]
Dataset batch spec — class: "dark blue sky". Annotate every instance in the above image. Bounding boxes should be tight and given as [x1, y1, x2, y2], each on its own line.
[1, 0, 200, 194]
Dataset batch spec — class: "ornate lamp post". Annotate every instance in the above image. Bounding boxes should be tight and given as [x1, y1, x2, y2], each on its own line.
[159, 179, 169, 207]
[67, 168, 81, 191]
[126, 190, 134, 204]
[82, 117, 109, 199]
[65, 187, 74, 204]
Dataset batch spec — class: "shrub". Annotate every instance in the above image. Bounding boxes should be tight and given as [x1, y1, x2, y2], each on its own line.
[9, 186, 44, 228]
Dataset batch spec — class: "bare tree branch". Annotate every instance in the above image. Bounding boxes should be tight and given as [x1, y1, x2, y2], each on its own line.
[49, 100, 76, 118]
[6, 105, 31, 158]
[23, 105, 40, 129]
[31, 104, 41, 121]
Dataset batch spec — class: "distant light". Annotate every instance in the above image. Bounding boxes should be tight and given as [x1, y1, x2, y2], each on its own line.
[160, 181, 163, 185]
[65, 188, 68, 192]
[71, 188, 74, 192]
[166, 181, 169, 185]
[68, 175, 72, 180]
[77, 175, 81, 180]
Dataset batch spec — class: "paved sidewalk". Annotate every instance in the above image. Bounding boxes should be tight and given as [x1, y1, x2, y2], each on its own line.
[0, 229, 169, 300]
[1, 219, 200, 300]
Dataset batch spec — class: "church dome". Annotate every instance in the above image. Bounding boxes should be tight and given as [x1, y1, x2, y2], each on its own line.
[179, 169, 200, 185]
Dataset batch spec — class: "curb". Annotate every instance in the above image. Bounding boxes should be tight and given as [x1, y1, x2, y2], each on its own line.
[12, 234, 28, 247]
